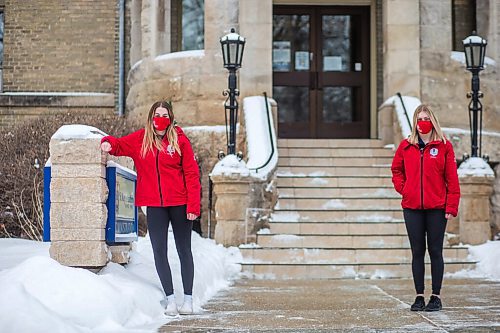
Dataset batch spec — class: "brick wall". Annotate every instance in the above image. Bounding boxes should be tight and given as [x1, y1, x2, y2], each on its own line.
[2, 0, 117, 92]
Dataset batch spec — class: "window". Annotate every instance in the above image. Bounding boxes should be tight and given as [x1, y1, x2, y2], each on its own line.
[452, 0, 476, 51]
[171, 0, 204, 52]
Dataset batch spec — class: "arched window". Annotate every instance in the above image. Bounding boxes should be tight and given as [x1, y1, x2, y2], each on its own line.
[171, 0, 204, 51]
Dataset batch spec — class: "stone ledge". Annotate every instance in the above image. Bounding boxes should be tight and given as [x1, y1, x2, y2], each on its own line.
[50, 203, 107, 229]
[51, 228, 105, 241]
[0, 93, 115, 107]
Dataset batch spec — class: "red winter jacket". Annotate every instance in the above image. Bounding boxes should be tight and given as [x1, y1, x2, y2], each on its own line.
[391, 138, 460, 216]
[101, 127, 201, 216]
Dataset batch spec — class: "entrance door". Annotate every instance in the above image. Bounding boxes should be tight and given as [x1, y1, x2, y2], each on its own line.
[273, 6, 370, 138]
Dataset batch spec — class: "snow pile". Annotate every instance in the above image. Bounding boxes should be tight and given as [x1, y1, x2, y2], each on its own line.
[243, 96, 278, 180]
[51, 124, 107, 140]
[184, 125, 230, 133]
[468, 241, 500, 280]
[211, 154, 250, 177]
[448, 241, 500, 281]
[380, 95, 422, 138]
[155, 50, 205, 62]
[0, 234, 241, 332]
[457, 157, 494, 177]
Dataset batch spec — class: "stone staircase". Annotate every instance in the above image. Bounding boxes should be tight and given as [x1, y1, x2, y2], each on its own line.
[240, 139, 474, 279]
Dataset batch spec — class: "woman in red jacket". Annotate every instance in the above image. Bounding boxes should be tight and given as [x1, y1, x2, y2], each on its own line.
[100, 100, 200, 316]
[391, 104, 460, 312]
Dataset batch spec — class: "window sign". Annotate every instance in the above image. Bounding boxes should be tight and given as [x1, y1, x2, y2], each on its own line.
[106, 164, 138, 243]
[295, 51, 310, 71]
[273, 41, 291, 71]
[323, 56, 342, 71]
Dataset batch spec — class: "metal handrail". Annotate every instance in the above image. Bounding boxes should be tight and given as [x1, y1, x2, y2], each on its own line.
[249, 92, 276, 173]
[396, 92, 412, 131]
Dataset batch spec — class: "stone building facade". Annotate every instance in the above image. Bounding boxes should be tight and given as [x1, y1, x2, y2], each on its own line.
[2, 0, 500, 238]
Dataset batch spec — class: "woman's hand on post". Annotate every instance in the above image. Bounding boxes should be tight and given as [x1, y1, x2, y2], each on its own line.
[445, 213, 453, 220]
[101, 141, 112, 153]
[187, 213, 197, 221]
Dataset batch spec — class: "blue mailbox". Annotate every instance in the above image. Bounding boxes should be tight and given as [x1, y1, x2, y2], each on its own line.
[43, 163, 138, 244]
[106, 164, 138, 243]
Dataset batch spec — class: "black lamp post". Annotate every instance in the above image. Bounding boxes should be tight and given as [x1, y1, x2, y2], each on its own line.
[463, 32, 487, 158]
[220, 28, 245, 155]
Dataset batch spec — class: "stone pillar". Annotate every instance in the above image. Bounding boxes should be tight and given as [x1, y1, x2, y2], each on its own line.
[48, 126, 109, 267]
[239, 0, 273, 98]
[141, 0, 159, 58]
[458, 159, 495, 245]
[491, 164, 500, 237]
[130, 0, 143, 65]
[48, 125, 135, 267]
[382, 0, 420, 99]
[211, 174, 251, 246]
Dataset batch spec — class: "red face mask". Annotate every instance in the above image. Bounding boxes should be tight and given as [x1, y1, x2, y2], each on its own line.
[417, 120, 433, 134]
[153, 117, 171, 131]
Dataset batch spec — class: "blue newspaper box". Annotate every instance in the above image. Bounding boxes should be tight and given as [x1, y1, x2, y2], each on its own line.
[43, 164, 138, 244]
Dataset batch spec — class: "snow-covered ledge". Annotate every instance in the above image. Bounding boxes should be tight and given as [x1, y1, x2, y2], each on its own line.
[209, 96, 278, 247]
[48, 125, 135, 268]
[378, 95, 422, 147]
[457, 158, 495, 245]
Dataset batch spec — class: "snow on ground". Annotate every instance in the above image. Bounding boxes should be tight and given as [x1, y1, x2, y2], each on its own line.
[447, 241, 500, 281]
[0, 233, 242, 332]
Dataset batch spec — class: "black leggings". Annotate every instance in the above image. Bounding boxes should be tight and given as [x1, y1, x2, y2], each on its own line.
[403, 209, 447, 295]
[147, 205, 194, 296]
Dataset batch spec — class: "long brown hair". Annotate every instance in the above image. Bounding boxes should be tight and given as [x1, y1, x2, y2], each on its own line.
[140, 100, 181, 158]
[407, 104, 447, 145]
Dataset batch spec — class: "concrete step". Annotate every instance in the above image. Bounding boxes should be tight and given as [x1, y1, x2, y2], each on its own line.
[240, 247, 470, 265]
[278, 156, 394, 167]
[276, 197, 401, 210]
[271, 209, 403, 222]
[278, 147, 395, 158]
[240, 262, 475, 279]
[277, 166, 392, 177]
[276, 176, 394, 188]
[278, 139, 385, 148]
[278, 187, 399, 198]
[256, 234, 410, 248]
[267, 221, 406, 235]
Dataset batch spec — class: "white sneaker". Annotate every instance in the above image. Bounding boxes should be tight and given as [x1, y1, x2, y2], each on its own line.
[164, 297, 178, 316]
[178, 296, 193, 315]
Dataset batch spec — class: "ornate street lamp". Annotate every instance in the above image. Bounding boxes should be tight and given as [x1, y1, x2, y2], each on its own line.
[463, 32, 487, 158]
[220, 28, 245, 155]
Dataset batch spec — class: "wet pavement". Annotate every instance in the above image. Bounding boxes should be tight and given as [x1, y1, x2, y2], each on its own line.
[159, 278, 500, 332]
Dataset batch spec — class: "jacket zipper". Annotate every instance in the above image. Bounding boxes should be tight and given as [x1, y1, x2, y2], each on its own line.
[420, 147, 424, 209]
[155, 149, 164, 206]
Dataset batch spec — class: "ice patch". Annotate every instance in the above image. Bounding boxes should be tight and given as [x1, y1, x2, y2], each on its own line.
[271, 212, 301, 222]
[308, 171, 327, 177]
[311, 178, 328, 185]
[321, 199, 346, 209]
[256, 228, 271, 235]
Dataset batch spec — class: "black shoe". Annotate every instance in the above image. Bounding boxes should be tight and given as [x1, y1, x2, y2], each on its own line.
[425, 295, 442, 311]
[410, 296, 425, 311]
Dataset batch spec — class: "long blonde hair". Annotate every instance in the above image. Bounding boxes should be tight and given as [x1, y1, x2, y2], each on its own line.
[140, 100, 181, 158]
[407, 104, 447, 145]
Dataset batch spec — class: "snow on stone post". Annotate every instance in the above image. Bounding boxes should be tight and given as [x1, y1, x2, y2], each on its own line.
[210, 155, 252, 246]
[48, 125, 110, 267]
[457, 158, 495, 245]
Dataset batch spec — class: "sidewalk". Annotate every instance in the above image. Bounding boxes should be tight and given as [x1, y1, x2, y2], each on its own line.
[160, 278, 500, 332]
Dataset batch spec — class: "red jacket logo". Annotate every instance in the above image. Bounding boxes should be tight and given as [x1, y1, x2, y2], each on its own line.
[430, 148, 438, 157]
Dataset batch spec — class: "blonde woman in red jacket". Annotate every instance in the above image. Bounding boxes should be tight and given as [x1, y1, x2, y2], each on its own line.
[101, 100, 200, 316]
[391, 104, 460, 312]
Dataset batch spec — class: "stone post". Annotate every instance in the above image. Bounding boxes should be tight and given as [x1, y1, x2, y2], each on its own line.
[457, 158, 495, 245]
[211, 173, 252, 246]
[48, 125, 109, 267]
[48, 125, 134, 268]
